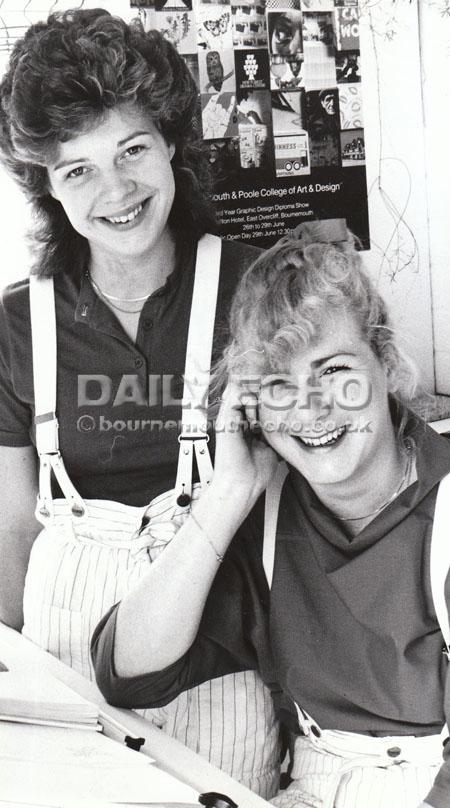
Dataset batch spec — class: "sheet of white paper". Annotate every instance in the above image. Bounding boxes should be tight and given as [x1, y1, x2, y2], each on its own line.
[0, 723, 199, 805]
[0, 763, 199, 805]
[0, 723, 149, 767]
[0, 715, 101, 731]
[0, 670, 98, 723]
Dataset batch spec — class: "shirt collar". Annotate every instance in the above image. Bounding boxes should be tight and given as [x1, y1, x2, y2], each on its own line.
[287, 411, 450, 551]
[72, 238, 197, 330]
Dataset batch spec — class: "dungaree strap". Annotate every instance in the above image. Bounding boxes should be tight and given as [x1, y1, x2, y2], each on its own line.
[30, 235, 222, 518]
[430, 472, 450, 659]
[263, 461, 289, 589]
[173, 234, 221, 507]
[29, 275, 86, 519]
[29, 275, 58, 455]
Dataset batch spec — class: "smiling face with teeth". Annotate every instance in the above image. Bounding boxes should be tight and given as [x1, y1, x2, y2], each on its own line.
[257, 310, 400, 497]
[47, 104, 176, 272]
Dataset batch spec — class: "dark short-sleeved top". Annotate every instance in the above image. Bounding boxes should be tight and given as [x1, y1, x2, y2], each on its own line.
[91, 421, 450, 808]
[0, 238, 260, 506]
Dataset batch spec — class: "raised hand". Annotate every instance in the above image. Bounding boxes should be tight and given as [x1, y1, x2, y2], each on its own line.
[212, 382, 279, 507]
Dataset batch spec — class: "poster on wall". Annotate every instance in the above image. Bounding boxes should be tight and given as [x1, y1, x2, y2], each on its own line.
[131, 0, 369, 248]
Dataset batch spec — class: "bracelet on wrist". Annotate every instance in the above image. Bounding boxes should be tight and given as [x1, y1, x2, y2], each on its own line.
[190, 510, 224, 564]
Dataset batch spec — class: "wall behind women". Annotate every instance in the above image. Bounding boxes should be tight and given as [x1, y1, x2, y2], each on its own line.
[357, 0, 441, 394]
[418, 2, 450, 396]
[0, 0, 448, 395]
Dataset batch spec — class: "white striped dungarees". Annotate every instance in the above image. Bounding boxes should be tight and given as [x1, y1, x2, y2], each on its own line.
[264, 463, 450, 808]
[22, 235, 281, 798]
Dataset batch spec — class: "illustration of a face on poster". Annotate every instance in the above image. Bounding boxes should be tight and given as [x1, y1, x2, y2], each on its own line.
[267, 10, 304, 91]
[306, 88, 340, 166]
[307, 88, 339, 131]
[268, 10, 303, 59]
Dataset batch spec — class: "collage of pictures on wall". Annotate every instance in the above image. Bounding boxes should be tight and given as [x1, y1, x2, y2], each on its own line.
[130, 0, 369, 248]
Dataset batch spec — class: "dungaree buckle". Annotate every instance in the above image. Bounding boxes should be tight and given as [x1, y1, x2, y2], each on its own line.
[176, 435, 210, 506]
[176, 485, 191, 508]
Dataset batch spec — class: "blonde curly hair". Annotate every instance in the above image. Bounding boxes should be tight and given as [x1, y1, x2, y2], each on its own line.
[214, 231, 418, 425]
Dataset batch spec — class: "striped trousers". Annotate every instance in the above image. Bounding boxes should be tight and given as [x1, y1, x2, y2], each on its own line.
[272, 729, 442, 808]
[22, 494, 281, 798]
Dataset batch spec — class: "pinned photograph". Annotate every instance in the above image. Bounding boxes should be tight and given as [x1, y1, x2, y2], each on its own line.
[306, 88, 339, 137]
[265, 0, 299, 8]
[270, 54, 304, 90]
[156, 9, 197, 52]
[300, 0, 334, 9]
[336, 50, 361, 83]
[236, 87, 273, 127]
[197, 4, 233, 50]
[268, 10, 303, 59]
[239, 124, 273, 171]
[302, 25, 336, 90]
[182, 53, 200, 87]
[274, 133, 310, 176]
[334, 4, 359, 51]
[338, 83, 363, 129]
[155, 0, 192, 10]
[271, 89, 305, 136]
[207, 137, 241, 182]
[235, 49, 270, 90]
[232, 2, 268, 49]
[306, 87, 340, 166]
[309, 132, 339, 167]
[302, 11, 334, 46]
[201, 91, 238, 138]
[199, 49, 236, 93]
[340, 128, 365, 166]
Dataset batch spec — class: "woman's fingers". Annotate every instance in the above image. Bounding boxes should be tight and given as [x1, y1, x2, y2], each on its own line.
[244, 395, 261, 433]
[215, 382, 246, 433]
[216, 383, 264, 441]
[214, 382, 277, 487]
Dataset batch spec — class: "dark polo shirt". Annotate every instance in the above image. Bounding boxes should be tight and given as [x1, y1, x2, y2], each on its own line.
[0, 238, 261, 505]
[91, 422, 450, 808]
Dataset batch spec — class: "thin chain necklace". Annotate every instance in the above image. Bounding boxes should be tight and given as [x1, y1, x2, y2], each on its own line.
[88, 274, 147, 315]
[88, 272, 151, 303]
[334, 440, 415, 522]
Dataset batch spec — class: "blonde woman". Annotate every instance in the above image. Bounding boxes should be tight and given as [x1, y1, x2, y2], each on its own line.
[93, 234, 450, 808]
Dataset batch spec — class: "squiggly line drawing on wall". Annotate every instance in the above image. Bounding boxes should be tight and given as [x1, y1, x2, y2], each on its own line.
[358, 0, 448, 282]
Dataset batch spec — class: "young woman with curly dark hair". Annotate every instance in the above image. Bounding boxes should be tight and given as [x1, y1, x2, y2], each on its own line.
[0, 8, 281, 796]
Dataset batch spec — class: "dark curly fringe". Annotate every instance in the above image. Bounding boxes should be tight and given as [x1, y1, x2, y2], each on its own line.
[0, 8, 217, 277]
